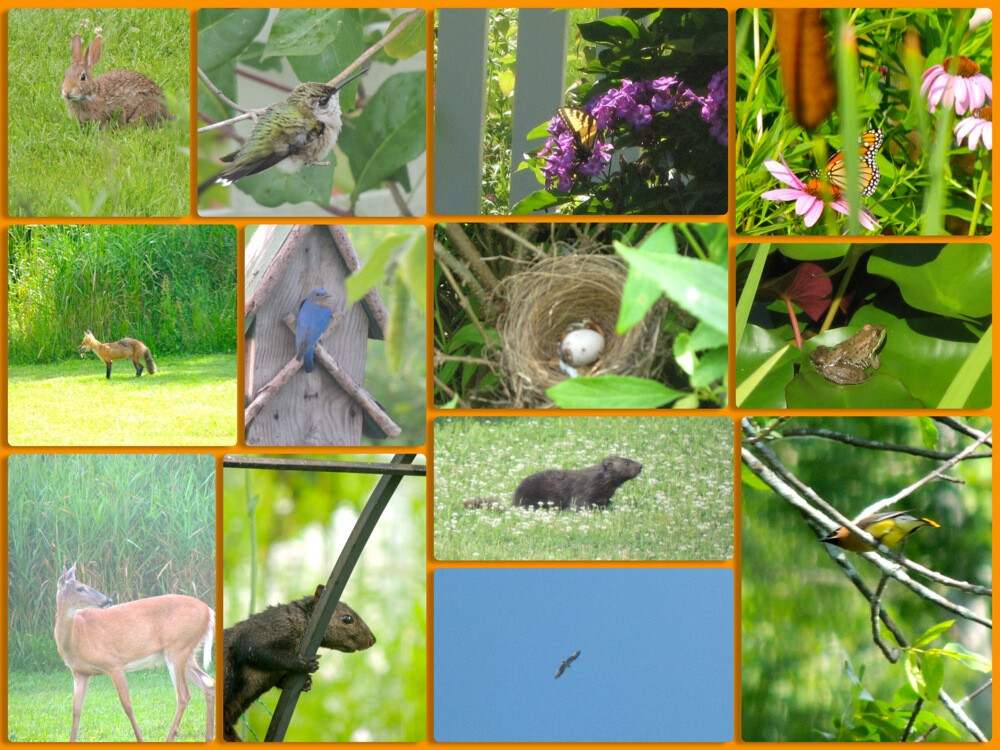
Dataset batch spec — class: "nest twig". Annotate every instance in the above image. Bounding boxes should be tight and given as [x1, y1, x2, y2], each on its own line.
[496, 254, 664, 408]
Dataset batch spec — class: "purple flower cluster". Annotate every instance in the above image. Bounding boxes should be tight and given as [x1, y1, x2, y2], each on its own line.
[701, 67, 728, 146]
[539, 70, 728, 193]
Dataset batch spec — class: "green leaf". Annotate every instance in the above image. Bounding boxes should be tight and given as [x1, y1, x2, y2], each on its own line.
[735, 243, 769, 346]
[868, 244, 991, 320]
[497, 70, 515, 98]
[688, 321, 728, 351]
[341, 72, 427, 197]
[617, 225, 676, 331]
[546, 375, 684, 408]
[735, 325, 795, 408]
[904, 651, 925, 698]
[400, 232, 426, 314]
[284, 11, 364, 86]
[940, 642, 993, 672]
[938, 323, 992, 408]
[265, 9, 350, 59]
[344, 235, 405, 303]
[922, 653, 944, 700]
[231, 160, 334, 207]
[197, 9, 269, 71]
[615, 244, 727, 334]
[689, 347, 727, 388]
[741, 464, 771, 491]
[511, 189, 564, 214]
[916, 417, 938, 450]
[578, 16, 642, 43]
[912, 620, 954, 648]
[384, 11, 426, 59]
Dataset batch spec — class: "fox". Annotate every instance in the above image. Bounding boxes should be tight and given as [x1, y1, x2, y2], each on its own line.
[77, 330, 157, 379]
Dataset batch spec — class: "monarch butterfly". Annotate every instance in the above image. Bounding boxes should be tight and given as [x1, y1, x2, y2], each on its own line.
[557, 106, 599, 159]
[813, 128, 884, 198]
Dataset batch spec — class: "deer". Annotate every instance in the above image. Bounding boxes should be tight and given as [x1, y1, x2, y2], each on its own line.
[54, 564, 216, 742]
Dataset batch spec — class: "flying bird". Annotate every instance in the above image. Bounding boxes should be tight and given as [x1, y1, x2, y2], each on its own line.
[554, 650, 581, 679]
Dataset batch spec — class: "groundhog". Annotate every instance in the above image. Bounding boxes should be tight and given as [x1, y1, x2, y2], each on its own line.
[464, 456, 642, 511]
[222, 585, 375, 742]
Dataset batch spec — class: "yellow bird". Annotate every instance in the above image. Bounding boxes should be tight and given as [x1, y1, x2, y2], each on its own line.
[821, 510, 940, 552]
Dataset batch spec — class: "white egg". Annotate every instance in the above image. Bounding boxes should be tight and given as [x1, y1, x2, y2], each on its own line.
[559, 328, 605, 366]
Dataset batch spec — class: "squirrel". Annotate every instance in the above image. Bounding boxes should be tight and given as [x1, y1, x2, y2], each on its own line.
[222, 584, 375, 741]
[464, 456, 643, 511]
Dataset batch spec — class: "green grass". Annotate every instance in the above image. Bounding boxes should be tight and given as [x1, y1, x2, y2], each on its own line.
[8, 355, 236, 445]
[8, 8, 190, 217]
[434, 416, 734, 560]
[8, 668, 215, 742]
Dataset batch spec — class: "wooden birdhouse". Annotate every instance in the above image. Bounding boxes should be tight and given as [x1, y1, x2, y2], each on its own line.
[244, 225, 400, 446]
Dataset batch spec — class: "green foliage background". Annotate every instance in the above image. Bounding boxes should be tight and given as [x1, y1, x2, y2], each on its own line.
[434, 222, 727, 409]
[434, 416, 734, 560]
[735, 243, 991, 409]
[7, 453, 216, 670]
[197, 8, 426, 213]
[223, 456, 426, 741]
[7, 8, 190, 217]
[8, 224, 237, 364]
[735, 8, 992, 235]
[742, 417, 992, 741]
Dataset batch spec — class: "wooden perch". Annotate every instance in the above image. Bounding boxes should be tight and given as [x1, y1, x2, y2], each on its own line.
[243, 313, 401, 439]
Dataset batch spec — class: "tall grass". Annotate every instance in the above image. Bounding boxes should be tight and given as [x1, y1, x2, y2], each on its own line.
[8, 453, 216, 669]
[8, 224, 237, 363]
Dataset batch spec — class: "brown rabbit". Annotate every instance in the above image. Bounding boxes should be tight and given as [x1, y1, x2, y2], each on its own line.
[61, 34, 171, 126]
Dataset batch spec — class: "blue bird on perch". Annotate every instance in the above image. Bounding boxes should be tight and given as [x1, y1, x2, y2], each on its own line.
[295, 288, 335, 372]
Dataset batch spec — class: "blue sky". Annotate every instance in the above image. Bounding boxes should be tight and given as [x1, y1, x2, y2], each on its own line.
[434, 568, 733, 742]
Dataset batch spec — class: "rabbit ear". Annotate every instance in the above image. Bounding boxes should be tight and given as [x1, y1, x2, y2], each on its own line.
[84, 35, 103, 67]
[71, 34, 83, 62]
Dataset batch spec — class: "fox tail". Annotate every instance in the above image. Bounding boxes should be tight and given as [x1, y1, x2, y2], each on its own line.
[144, 348, 157, 375]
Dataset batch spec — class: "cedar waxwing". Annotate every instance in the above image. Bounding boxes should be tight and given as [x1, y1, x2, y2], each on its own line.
[822, 510, 940, 552]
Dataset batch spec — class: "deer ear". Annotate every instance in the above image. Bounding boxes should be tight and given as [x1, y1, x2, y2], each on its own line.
[313, 584, 324, 599]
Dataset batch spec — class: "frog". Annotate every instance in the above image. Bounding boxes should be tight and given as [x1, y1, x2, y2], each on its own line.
[809, 323, 886, 385]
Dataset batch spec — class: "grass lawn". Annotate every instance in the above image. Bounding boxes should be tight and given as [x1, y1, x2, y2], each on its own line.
[433, 416, 735, 561]
[8, 668, 214, 742]
[8, 354, 237, 446]
[8, 8, 189, 217]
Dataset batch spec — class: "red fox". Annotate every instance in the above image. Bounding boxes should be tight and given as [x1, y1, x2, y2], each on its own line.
[77, 330, 157, 379]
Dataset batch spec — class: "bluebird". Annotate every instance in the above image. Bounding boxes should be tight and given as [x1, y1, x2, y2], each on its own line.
[295, 289, 335, 372]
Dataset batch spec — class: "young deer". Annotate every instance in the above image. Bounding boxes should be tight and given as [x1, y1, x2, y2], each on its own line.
[54, 564, 215, 741]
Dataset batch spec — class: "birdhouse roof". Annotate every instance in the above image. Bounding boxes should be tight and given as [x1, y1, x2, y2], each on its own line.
[245, 224, 388, 340]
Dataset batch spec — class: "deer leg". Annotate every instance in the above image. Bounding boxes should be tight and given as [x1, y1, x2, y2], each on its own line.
[70, 672, 91, 741]
[188, 661, 216, 741]
[164, 656, 192, 742]
[106, 666, 144, 741]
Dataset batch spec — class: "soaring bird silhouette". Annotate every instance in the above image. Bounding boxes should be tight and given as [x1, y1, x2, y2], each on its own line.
[554, 650, 581, 679]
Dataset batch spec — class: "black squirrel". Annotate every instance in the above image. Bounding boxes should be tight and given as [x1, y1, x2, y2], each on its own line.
[222, 585, 375, 741]
[464, 456, 643, 511]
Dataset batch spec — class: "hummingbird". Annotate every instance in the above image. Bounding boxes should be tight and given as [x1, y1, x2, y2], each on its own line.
[207, 68, 368, 190]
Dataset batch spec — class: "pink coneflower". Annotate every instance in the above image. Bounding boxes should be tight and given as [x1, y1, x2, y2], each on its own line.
[954, 106, 992, 150]
[762, 155, 880, 231]
[921, 56, 993, 115]
[969, 9, 992, 30]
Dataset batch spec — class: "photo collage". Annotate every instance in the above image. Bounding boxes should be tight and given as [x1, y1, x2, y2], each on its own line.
[2, 4, 993, 747]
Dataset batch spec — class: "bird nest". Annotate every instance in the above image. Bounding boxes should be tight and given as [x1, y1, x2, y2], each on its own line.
[496, 254, 664, 408]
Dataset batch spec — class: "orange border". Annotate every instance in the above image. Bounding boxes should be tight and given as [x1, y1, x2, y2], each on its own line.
[2, 2, 996, 749]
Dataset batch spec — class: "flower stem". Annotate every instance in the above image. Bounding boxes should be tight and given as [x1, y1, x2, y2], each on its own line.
[968, 152, 988, 235]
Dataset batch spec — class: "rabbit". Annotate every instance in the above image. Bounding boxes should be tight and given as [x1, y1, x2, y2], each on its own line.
[61, 34, 172, 126]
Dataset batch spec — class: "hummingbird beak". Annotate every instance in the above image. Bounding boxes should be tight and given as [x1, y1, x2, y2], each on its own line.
[332, 67, 369, 92]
